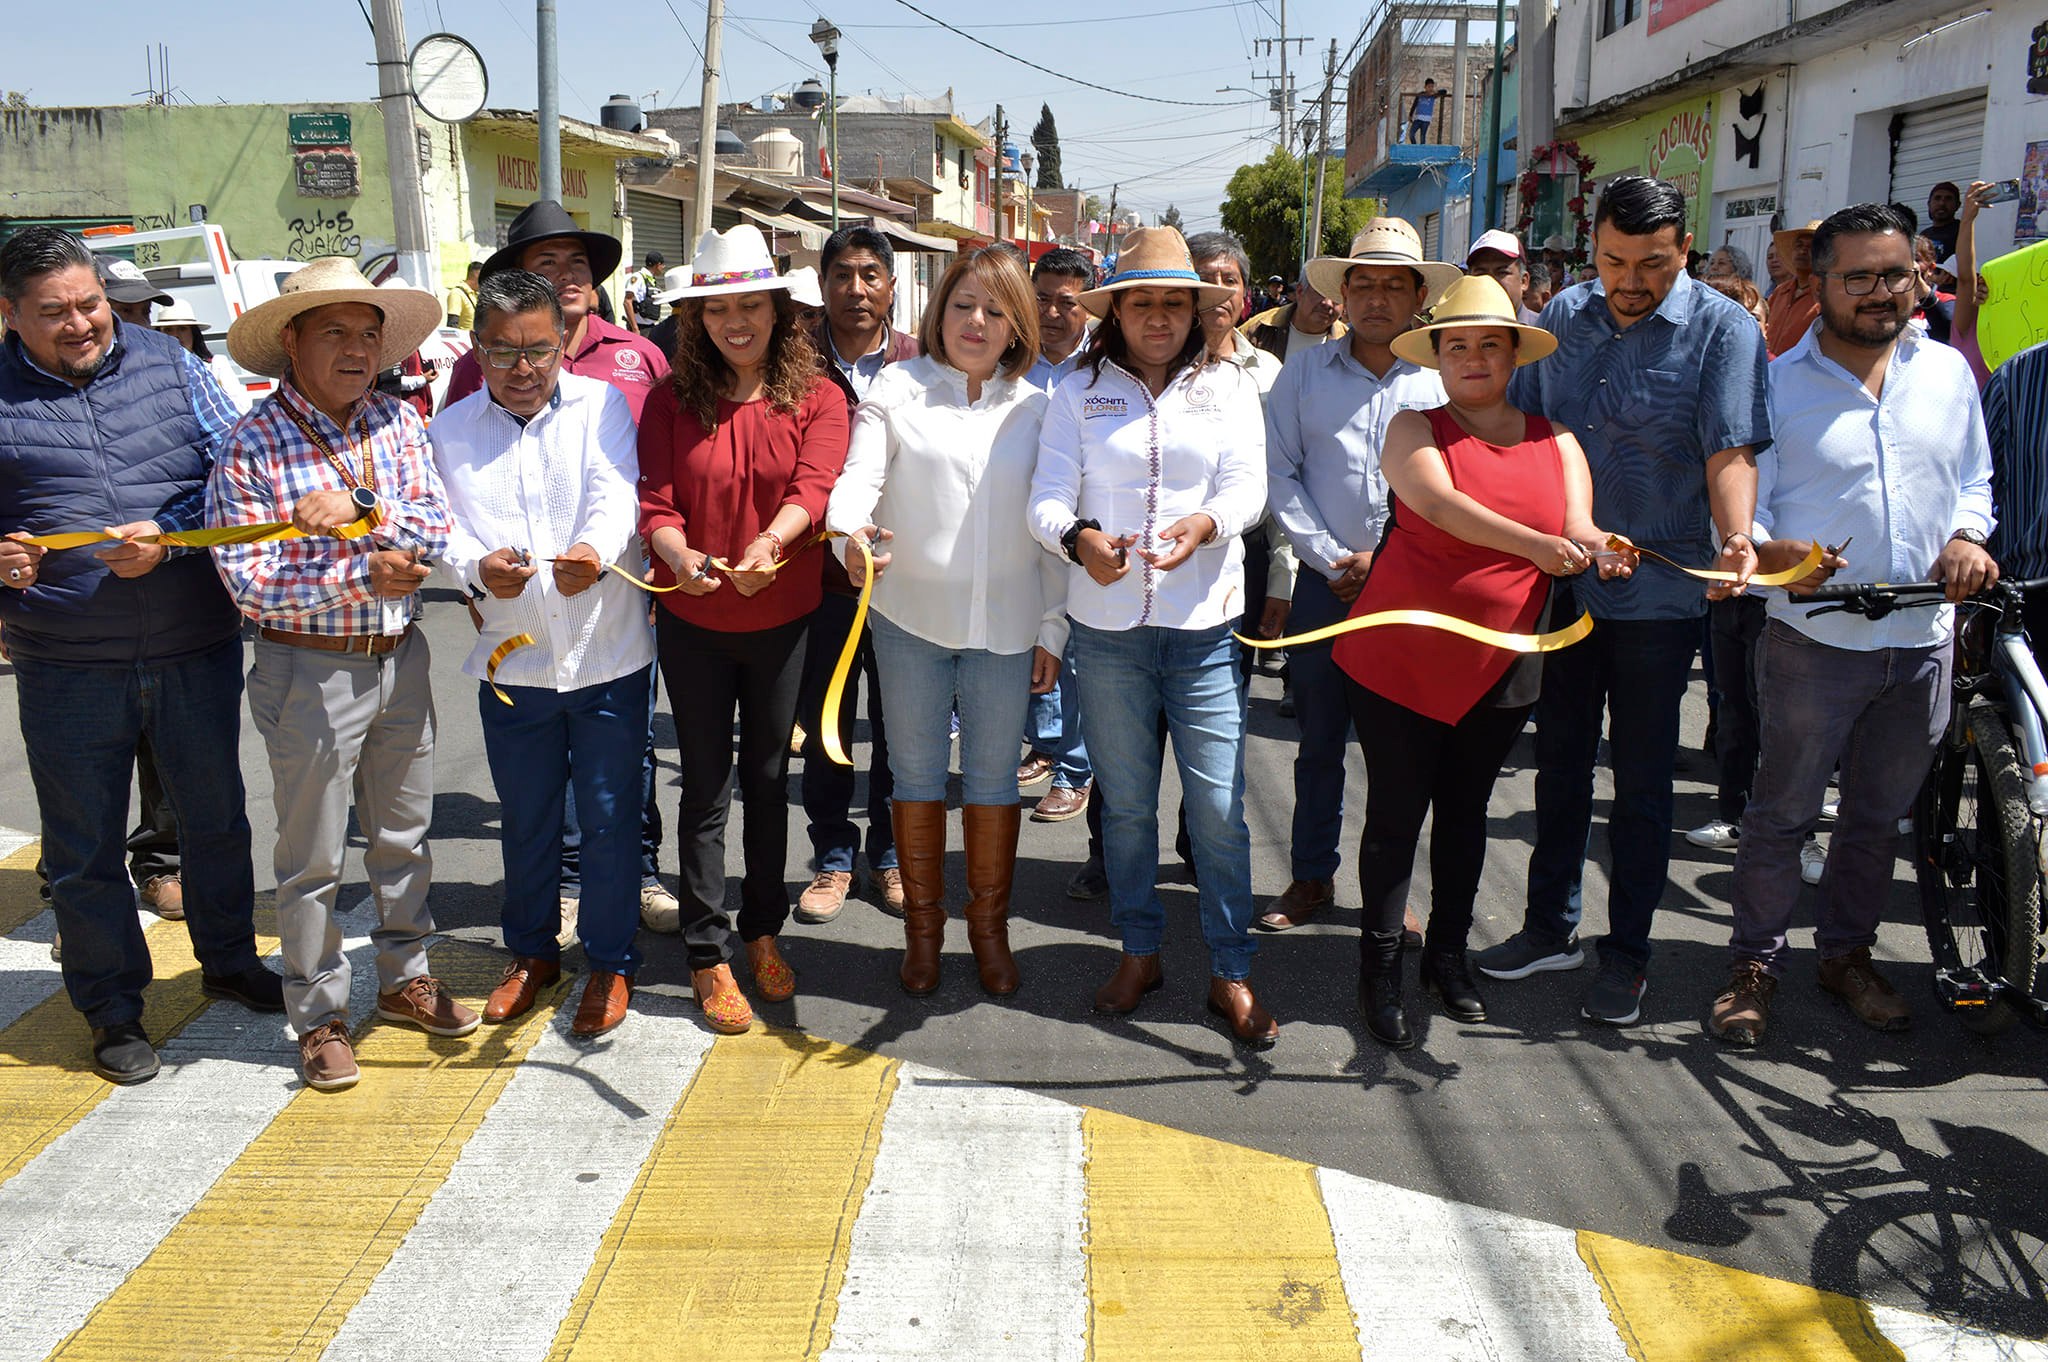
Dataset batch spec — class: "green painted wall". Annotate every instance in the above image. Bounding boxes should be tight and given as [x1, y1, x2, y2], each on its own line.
[1577, 92, 1720, 245]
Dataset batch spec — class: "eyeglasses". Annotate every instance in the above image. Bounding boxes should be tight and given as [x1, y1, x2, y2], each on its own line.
[479, 344, 562, 370]
[1819, 269, 1918, 297]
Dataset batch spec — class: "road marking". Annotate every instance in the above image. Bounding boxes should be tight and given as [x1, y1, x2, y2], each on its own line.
[0, 832, 37, 875]
[0, 912, 62, 1035]
[546, 1028, 898, 1361]
[1081, 1105, 1360, 1360]
[322, 983, 713, 1362]
[822, 1064, 1088, 1362]
[48, 941, 553, 1362]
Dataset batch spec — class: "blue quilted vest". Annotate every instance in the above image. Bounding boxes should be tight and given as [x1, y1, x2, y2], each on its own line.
[0, 322, 241, 666]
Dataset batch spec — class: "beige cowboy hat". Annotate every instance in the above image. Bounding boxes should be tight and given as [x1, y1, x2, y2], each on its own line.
[152, 297, 204, 330]
[666, 225, 794, 300]
[1305, 217, 1462, 306]
[226, 257, 441, 378]
[1077, 226, 1235, 318]
[1389, 275, 1557, 369]
[1772, 219, 1823, 256]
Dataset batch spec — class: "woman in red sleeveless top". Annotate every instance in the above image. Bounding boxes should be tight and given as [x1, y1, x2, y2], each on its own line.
[1334, 277, 1633, 1050]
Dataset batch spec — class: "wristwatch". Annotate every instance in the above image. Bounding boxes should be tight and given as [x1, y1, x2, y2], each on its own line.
[350, 486, 379, 515]
[1061, 518, 1102, 565]
[1950, 528, 1988, 547]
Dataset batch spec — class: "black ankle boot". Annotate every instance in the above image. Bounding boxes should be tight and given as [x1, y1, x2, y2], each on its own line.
[1357, 930, 1413, 1049]
[1421, 946, 1488, 1023]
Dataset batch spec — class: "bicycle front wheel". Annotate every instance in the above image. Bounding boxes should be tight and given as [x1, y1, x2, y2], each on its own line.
[1914, 696, 2041, 1034]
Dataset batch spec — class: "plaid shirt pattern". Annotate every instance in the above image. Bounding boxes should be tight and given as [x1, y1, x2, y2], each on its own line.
[206, 381, 451, 634]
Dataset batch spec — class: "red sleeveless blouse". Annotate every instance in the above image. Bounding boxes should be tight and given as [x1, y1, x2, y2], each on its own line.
[1333, 407, 1565, 724]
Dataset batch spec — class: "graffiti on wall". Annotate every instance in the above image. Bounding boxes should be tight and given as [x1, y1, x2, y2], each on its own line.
[127, 211, 175, 265]
[286, 208, 363, 261]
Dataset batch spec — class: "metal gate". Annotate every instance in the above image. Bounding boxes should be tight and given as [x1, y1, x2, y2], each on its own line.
[1889, 96, 1987, 220]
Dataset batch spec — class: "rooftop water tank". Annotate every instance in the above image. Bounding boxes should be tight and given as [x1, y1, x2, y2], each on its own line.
[600, 94, 643, 133]
[790, 79, 826, 111]
[753, 127, 802, 174]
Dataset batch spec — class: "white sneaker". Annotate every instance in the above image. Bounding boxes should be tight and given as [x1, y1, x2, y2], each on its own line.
[1799, 838, 1826, 886]
[1820, 799, 1840, 820]
[1685, 820, 1740, 850]
[1897, 816, 1914, 835]
[556, 896, 580, 950]
[639, 882, 681, 934]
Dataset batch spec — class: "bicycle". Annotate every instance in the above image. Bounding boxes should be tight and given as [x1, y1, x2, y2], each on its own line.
[1802, 575, 2048, 1034]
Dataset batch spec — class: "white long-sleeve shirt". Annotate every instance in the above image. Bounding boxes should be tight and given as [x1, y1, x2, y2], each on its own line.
[1028, 358, 1268, 632]
[826, 355, 1067, 656]
[429, 373, 654, 690]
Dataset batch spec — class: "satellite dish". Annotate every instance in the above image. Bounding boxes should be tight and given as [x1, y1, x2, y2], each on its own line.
[409, 32, 489, 124]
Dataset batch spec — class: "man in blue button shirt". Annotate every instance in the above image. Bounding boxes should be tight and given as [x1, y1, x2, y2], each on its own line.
[1708, 203, 1996, 1045]
[1473, 177, 1771, 1024]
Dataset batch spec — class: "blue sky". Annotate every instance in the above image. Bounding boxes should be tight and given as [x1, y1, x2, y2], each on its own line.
[6, 0, 1392, 230]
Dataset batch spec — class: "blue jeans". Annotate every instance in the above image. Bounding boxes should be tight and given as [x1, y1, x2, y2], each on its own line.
[800, 591, 895, 872]
[870, 612, 1032, 805]
[558, 668, 663, 893]
[1524, 606, 1701, 970]
[1024, 642, 1092, 789]
[480, 666, 651, 977]
[16, 638, 262, 1028]
[1731, 622, 1948, 972]
[1069, 619, 1256, 978]
[1286, 568, 1356, 881]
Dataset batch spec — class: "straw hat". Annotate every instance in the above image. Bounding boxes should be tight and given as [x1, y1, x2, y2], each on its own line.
[665, 225, 793, 300]
[1304, 217, 1462, 306]
[1389, 275, 1557, 369]
[1772, 219, 1822, 256]
[152, 297, 203, 330]
[225, 257, 441, 378]
[1076, 227, 1235, 318]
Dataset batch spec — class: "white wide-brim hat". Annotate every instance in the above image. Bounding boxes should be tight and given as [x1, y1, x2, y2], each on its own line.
[153, 297, 203, 329]
[1305, 217, 1462, 306]
[226, 257, 441, 378]
[651, 264, 696, 306]
[665, 225, 793, 300]
[1389, 275, 1557, 369]
[1076, 227, 1236, 318]
[784, 265, 824, 309]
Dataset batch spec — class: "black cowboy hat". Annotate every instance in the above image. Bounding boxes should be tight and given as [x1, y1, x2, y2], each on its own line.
[481, 200, 624, 283]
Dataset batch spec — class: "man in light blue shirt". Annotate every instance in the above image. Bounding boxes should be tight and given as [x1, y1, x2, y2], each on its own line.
[1473, 177, 1770, 1025]
[1709, 202, 1997, 1046]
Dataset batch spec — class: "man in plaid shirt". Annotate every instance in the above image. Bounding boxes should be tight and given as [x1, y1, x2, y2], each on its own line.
[209, 257, 476, 1092]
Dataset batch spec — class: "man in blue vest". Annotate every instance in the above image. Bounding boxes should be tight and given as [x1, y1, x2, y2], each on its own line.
[0, 227, 282, 1086]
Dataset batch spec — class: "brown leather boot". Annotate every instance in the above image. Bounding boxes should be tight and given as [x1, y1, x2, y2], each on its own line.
[961, 803, 1022, 995]
[1093, 953, 1163, 1014]
[891, 799, 949, 995]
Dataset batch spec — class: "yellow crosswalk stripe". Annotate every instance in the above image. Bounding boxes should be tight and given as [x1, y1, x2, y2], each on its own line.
[1, 839, 47, 934]
[1577, 1230, 1909, 1362]
[1081, 1107, 1360, 1360]
[47, 940, 558, 1362]
[547, 1028, 899, 1361]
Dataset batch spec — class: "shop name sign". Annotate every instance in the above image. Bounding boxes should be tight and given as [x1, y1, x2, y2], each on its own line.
[1647, 108, 1714, 206]
[497, 154, 588, 200]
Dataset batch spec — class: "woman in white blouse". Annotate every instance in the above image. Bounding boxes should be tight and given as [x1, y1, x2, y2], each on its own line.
[1026, 227, 1277, 1048]
[826, 246, 1064, 997]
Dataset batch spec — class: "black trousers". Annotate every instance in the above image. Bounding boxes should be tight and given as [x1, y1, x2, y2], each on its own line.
[1346, 680, 1531, 956]
[1708, 595, 1768, 822]
[657, 612, 808, 970]
[125, 732, 180, 883]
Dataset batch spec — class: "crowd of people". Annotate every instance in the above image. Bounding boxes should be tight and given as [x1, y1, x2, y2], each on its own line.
[0, 167, 2031, 1091]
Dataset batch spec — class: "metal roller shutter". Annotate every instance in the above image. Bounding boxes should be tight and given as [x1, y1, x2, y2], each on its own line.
[624, 190, 687, 269]
[1890, 96, 1986, 216]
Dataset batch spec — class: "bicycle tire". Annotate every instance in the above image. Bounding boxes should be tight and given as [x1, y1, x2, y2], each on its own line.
[1809, 1188, 2048, 1337]
[1916, 696, 2039, 1035]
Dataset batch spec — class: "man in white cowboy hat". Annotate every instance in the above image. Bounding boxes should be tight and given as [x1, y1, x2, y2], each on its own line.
[0, 225, 282, 1086]
[1262, 216, 1458, 933]
[431, 267, 654, 1039]
[211, 255, 478, 1092]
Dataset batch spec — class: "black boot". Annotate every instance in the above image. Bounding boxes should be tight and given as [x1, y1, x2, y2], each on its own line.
[1357, 930, 1413, 1049]
[1421, 947, 1488, 1023]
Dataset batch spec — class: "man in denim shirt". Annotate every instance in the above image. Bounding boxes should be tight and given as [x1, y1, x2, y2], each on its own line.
[1473, 177, 1771, 1024]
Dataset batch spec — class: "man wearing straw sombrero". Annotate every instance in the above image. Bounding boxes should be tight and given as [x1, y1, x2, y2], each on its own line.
[211, 256, 479, 1092]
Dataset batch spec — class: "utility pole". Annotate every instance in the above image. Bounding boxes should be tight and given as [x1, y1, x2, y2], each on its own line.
[1309, 39, 1337, 266]
[1483, 0, 1508, 231]
[538, 0, 560, 201]
[694, 0, 725, 242]
[369, 0, 433, 288]
[1106, 181, 1119, 260]
[994, 105, 1008, 240]
[1254, 0, 1311, 151]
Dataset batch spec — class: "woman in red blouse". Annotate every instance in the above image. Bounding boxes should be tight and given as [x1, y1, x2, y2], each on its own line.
[1333, 277, 1628, 1050]
[637, 226, 849, 1034]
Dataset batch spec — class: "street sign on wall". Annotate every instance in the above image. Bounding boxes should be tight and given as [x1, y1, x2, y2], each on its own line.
[288, 112, 353, 147]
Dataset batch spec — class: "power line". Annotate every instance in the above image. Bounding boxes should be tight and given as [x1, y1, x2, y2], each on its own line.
[736, 1, 1261, 31]
[659, 0, 706, 63]
[884, 0, 1258, 107]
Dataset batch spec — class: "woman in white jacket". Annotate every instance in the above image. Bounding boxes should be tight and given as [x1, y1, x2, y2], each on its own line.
[826, 246, 1064, 997]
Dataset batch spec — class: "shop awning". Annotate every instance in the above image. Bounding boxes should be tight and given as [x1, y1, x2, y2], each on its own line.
[873, 220, 958, 254]
[738, 206, 829, 252]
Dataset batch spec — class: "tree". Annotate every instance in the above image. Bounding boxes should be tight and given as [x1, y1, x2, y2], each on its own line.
[1160, 204, 1184, 231]
[1219, 145, 1377, 281]
[1082, 193, 1107, 226]
[1031, 104, 1062, 190]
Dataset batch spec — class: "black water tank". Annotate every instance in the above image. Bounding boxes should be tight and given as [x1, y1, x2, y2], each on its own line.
[791, 79, 826, 111]
[600, 94, 644, 132]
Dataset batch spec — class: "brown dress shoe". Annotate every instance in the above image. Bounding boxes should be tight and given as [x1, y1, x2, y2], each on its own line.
[572, 969, 631, 1037]
[1016, 753, 1056, 788]
[1207, 977, 1279, 1049]
[1818, 947, 1910, 1031]
[1030, 783, 1090, 823]
[1709, 959, 1777, 1045]
[1256, 877, 1333, 931]
[299, 1019, 359, 1091]
[1093, 953, 1163, 1014]
[376, 975, 482, 1038]
[139, 873, 185, 921]
[484, 956, 562, 1024]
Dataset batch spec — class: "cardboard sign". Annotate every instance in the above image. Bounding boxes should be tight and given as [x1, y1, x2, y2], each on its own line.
[1979, 237, 2048, 371]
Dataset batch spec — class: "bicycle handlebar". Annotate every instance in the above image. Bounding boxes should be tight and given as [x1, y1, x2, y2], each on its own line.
[1799, 575, 2048, 619]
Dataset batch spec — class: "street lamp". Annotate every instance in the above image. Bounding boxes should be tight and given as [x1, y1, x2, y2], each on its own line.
[1021, 151, 1035, 254]
[809, 16, 841, 232]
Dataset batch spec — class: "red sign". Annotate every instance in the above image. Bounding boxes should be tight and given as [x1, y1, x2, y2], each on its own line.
[1647, 0, 1723, 34]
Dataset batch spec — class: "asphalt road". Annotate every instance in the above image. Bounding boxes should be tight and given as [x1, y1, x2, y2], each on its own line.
[2, 593, 2043, 1337]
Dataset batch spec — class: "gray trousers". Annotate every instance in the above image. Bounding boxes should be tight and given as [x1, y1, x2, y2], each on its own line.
[247, 631, 436, 1033]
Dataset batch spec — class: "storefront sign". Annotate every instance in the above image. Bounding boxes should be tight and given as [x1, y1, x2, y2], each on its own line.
[295, 149, 362, 199]
[288, 111, 353, 147]
[495, 154, 588, 201]
[1648, 0, 1723, 34]
[1647, 106, 1714, 209]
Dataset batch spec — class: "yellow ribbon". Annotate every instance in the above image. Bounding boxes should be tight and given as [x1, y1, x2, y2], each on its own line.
[21, 516, 381, 550]
[1237, 608, 1595, 655]
[1615, 536, 1825, 587]
[485, 632, 536, 706]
